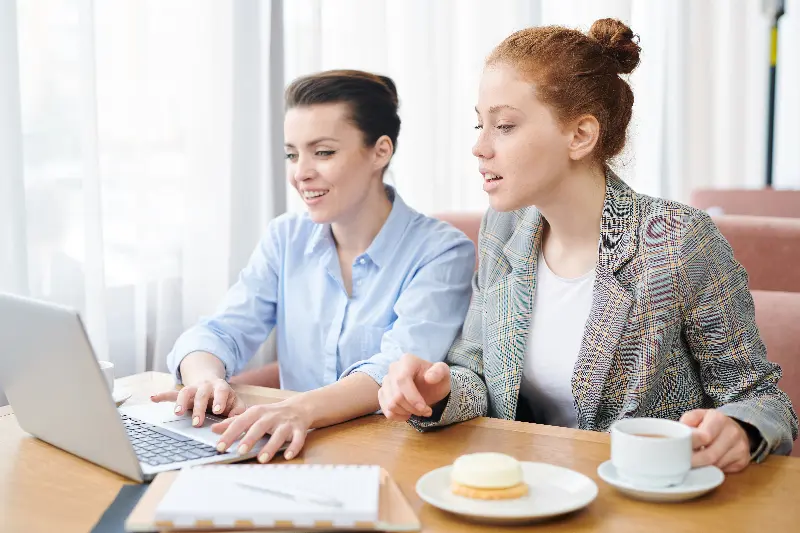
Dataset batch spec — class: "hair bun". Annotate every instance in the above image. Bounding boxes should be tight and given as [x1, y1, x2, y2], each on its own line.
[588, 18, 640, 75]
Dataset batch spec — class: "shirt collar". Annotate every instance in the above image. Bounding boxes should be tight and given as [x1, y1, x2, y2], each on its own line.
[364, 185, 413, 268]
[303, 185, 414, 268]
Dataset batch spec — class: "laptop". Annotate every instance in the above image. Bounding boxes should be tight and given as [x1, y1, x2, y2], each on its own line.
[0, 293, 270, 482]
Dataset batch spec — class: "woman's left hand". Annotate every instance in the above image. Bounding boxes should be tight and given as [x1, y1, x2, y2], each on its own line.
[680, 409, 753, 473]
[211, 400, 311, 463]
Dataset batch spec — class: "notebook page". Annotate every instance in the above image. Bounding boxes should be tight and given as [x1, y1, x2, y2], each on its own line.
[154, 464, 381, 528]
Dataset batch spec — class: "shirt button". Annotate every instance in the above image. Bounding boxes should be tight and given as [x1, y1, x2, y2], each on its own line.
[358, 258, 366, 265]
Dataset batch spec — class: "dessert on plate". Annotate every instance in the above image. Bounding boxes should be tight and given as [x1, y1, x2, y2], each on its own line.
[450, 452, 529, 500]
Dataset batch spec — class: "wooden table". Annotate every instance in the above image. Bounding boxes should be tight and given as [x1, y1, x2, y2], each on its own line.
[1, 372, 799, 532]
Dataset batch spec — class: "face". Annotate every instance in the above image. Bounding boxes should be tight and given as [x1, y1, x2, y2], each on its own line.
[473, 64, 574, 212]
[284, 103, 389, 224]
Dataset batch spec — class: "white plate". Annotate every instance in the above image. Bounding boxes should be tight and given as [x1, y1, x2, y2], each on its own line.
[416, 462, 598, 525]
[597, 460, 725, 503]
[113, 388, 132, 407]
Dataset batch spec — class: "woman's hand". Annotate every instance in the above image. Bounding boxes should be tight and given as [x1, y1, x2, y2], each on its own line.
[680, 409, 754, 473]
[151, 377, 246, 427]
[211, 400, 312, 462]
[378, 354, 452, 421]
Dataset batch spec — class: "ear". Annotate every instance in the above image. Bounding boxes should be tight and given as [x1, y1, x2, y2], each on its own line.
[568, 115, 600, 161]
[372, 135, 394, 171]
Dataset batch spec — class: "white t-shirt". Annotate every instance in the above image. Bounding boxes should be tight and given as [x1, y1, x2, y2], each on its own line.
[520, 251, 595, 428]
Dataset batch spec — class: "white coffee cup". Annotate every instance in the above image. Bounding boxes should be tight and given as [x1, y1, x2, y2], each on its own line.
[610, 417, 692, 489]
[98, 360, 115, 394]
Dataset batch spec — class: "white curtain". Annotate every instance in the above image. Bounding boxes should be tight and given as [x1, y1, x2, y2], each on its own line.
[0, 0, 285, 408]
[283, 0, 800, 215]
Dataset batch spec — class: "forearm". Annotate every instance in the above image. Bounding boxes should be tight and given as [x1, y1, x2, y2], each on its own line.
[229, 362, 280, 388]
[291, 373, 380, 429]
[179, 351, 227, 385]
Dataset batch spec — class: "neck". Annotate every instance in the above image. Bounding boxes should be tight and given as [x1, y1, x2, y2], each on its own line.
[331, 182, 393, 254]
[538, 164, 606, 249]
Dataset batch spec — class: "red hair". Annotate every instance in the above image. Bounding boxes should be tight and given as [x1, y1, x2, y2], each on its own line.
[487, 18, 641, 164]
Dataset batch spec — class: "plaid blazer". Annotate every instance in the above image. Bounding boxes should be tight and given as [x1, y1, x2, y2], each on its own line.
[412, 175, 797, 460]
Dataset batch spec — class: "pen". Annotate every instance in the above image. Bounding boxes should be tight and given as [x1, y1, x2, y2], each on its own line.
[235, 480, 345, 508]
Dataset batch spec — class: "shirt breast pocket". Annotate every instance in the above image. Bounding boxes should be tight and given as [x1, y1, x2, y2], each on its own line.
[360, 325, 388, 358]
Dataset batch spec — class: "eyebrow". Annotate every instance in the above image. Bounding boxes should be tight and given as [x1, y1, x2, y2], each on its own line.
[284, 137, 338, 149]
[474, 105, 521, 115]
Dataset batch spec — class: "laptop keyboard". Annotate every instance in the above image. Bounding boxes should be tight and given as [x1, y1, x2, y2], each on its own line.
[121, 413, 223, 467]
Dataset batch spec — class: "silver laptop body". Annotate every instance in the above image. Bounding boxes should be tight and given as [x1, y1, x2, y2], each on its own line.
[0, 293, 268, 482]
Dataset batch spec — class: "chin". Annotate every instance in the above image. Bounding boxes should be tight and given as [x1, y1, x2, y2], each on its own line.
[307, 209, 334, 224]
[488, 193, 526, 213]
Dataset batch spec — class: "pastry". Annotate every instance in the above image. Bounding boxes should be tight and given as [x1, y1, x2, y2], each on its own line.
[450, 452, 528, 500]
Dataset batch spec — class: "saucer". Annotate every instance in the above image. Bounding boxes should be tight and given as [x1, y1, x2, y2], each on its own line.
[597, 460, 725, 503]
[113, 388, 132, 407]
[416, 462, 597, 524]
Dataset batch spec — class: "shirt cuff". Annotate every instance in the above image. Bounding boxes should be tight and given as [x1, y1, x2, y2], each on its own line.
[340, 360, 387, 386]
[168, 330, 238, 383]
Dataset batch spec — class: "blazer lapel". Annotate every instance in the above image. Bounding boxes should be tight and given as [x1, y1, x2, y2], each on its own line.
[485, 207, 543, 420]
[572, 174, 639, 430]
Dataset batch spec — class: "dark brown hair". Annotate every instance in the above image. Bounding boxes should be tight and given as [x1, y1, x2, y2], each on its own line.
[285, 70, 401, 157]
[488, 18, 641, 164]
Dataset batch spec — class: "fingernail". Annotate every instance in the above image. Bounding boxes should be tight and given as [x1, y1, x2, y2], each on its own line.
[237, 444, 249, 454]
[192, 417, 200, 426]
[174, 406, 182, 414]
[216, 442, 227, 452]
[150, 395, 156, 401]
[285, 451, 294, 460]
[213, 404, 222, 413]
[258, 453, 269, 463]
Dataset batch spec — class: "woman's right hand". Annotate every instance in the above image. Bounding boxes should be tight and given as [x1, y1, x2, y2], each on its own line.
[378, 354, 451, 422]
[151, 378, 247, 427]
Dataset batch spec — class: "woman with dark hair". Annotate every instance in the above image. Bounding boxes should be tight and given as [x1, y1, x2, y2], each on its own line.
[152, 70, 475, 462]
[379, 20, 797, 473]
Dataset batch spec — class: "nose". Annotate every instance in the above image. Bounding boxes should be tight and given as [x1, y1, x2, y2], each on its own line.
[291, 157, 316, 183]
[472, 129, 494, 160]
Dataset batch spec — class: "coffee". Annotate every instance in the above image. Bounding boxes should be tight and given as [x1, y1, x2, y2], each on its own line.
[632, 433, 667, 438]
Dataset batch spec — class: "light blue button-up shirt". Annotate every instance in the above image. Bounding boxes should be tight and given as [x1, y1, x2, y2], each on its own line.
[167, 187, 475, 392]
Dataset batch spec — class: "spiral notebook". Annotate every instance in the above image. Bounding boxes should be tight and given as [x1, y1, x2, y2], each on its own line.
[153, 464, 381, 529]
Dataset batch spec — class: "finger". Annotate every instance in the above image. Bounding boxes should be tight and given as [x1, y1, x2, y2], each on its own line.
[211, 384, 231, 415]
[380, 390, 412, 421]
[228, 395, 247, 417]
[396, 378, 431, 416]
[692, 422, 740, 469]
[423, 362, 449, 385]
[381, 381, 420, 417]
[217, 408, 261, 451]
[236, 417, 274, 455]
[283, 428, 307, 461]
[716, 439, 751, 473]
[174, 386, 196, 416]
[256, 425, 291, 463]
[378, 386, 409, 421]
[689, 411, 726, 450]
[191, 383, 214, 427]
[679, 408, 707, 428]
[383, 407, 412, 422]
[150, 391, 179, 403]
[211, 416, 236, 434]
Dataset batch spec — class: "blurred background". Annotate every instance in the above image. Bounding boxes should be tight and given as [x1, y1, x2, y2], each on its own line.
[1, 0, 799, 406]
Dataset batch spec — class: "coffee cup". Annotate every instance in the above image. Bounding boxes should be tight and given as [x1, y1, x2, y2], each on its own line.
[98, 360, 115, 394]
[610, 417, 692, 488]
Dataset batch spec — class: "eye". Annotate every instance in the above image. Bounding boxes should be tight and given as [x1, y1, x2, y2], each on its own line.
[496, 124, 515, 132]
[474, 125, 483, 130]
[284, 153, 298, 161]
[316, 150, 336, 157]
